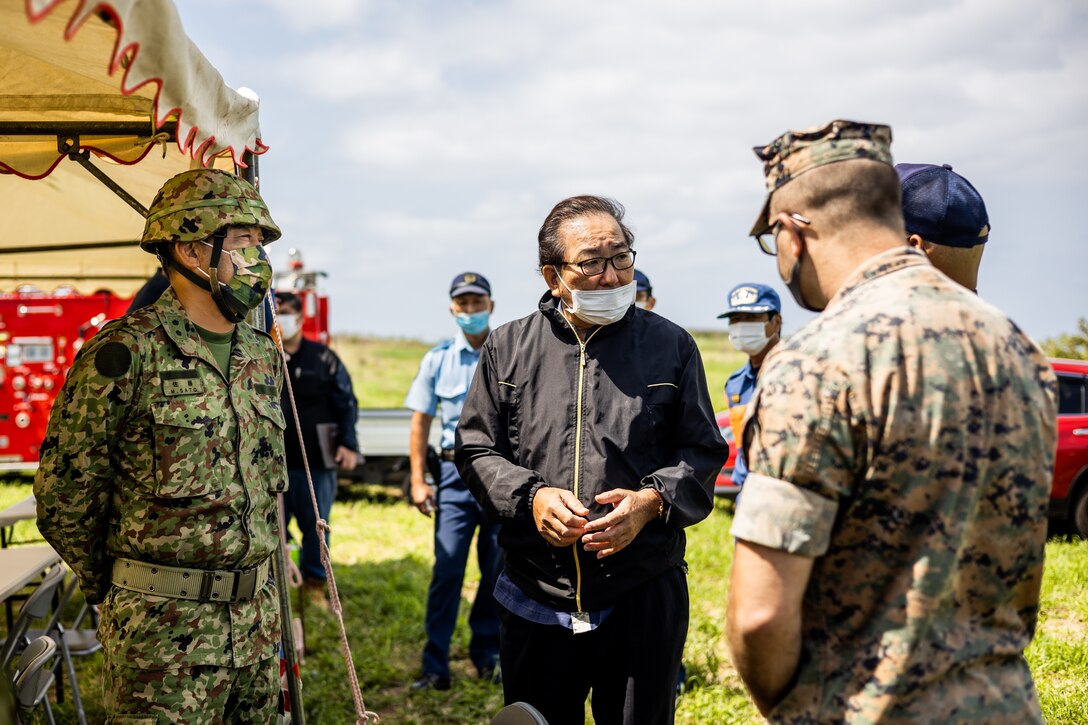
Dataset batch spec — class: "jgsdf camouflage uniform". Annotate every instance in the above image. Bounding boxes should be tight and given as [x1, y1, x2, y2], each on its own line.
[35, 169, 287, 724]
[732, 122, 1058, 723]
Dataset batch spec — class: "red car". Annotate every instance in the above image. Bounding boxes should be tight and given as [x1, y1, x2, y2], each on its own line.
[712, 358, 1088, 536]
[713, 411, 739, 497]
[1051, 358, 1088, 537]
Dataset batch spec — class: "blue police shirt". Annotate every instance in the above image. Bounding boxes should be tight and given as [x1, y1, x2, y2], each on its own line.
[725, 359, 759, 486]
[404, 333, 482, 451]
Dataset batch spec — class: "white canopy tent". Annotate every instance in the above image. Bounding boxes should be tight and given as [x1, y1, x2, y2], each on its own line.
[0, 0, 267, 294]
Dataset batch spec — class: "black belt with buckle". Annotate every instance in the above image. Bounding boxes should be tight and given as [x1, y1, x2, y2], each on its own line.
[440, 448, 457, 462]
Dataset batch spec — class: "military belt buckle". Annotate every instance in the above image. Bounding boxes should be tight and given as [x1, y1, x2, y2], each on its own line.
[198, 570, 219, 601]
[233, 566, 258, 602]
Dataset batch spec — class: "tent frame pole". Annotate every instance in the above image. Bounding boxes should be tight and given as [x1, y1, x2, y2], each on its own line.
[0, 121, 177, 136]
[58, 139, 149, 218]
[245, 149, 306, 725]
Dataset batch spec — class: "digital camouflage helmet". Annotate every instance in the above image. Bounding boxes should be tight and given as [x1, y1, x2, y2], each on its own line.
[141, 168, 280, 249]
[141, 168, 281, 323]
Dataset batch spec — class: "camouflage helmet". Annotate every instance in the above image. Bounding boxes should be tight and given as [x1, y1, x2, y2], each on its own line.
[140, 168, 281, 252]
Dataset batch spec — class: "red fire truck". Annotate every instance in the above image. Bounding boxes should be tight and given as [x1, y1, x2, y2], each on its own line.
[0, 288, 132, 470]
[0, 251, 331, 472]
[274, 248, 331, 346]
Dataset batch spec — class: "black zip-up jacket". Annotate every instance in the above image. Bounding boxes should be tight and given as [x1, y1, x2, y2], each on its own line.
[456, 292, 727, 611]
[281, 337, 359, 470]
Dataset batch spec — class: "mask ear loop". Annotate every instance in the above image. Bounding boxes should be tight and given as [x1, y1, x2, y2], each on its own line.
[552, 265, 573, 293]
[160, 241, 214, 294]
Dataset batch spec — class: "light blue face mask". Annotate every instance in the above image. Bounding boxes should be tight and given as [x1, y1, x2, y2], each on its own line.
[455, 311, 490, 335]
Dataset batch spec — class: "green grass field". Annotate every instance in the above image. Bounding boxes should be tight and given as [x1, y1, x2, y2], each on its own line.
[332, 330, 747, 410]
[2, 332, 1085, 723]
[1, 482, 1085, 724]
[331, 336, 435, 409]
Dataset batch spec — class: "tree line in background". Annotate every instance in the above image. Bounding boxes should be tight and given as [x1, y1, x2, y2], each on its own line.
[1043, 318, 1088, 360]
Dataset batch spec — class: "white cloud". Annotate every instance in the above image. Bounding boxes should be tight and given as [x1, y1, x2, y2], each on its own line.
[184, 0, 1088, 341]
[308, 0, 1083, 195]
[279, 45, 440, 99]
[264, 0, 373, 30]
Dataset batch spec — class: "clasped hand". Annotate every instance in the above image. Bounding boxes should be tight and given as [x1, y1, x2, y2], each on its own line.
[532, 486, 661, 558]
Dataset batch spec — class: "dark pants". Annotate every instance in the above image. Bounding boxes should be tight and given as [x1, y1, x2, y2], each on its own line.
[422, 460, 503, 678]
[499, 566, 688, 725]
[284, 467, 337, 581]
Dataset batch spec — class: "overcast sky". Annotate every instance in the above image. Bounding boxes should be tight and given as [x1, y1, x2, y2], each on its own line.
[179, 0, 1086, 344]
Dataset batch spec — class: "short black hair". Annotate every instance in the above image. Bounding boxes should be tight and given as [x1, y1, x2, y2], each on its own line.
[275, 290, 302, 312]
[771, 159, 903, 233]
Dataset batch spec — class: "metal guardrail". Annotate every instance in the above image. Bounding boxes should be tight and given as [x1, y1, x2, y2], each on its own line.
[355, 408, 439, 458]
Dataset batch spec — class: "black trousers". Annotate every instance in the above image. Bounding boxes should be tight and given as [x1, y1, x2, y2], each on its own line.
[499, 566, 688, 725]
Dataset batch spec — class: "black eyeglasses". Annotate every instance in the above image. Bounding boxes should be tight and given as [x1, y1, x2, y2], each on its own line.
[754, 213, 811, 256]
[557, 249, 637, 277]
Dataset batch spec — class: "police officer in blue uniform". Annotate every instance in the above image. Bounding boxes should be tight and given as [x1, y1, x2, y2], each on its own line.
[405, 272, 503, 691]
[718, 283, 782, 487]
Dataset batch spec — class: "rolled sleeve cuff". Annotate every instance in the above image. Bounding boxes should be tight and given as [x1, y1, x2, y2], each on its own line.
[403, 389, 437, 416]
[730, 473, 838, 557]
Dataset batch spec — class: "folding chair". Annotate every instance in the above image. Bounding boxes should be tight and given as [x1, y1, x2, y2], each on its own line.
[0, 565, 66, 670]
[0, 566, 66, 725]
[11, 636, 58, 725]
[27, 575, 101, 725]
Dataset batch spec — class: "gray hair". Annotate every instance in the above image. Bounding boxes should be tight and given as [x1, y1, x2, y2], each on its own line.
[537, 195, 635, 269]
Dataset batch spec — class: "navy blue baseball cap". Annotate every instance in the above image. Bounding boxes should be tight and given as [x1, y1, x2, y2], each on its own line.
[633, 269, 652, 294]
[450, 272, 491, 298]
[896, 163, 989, 248]
[717, 283, 781, 319]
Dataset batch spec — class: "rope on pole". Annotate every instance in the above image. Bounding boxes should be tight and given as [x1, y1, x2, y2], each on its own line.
[269, 292, 377, 724]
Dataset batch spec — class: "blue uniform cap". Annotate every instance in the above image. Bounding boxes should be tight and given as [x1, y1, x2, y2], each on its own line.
[449, 271, 491, 298]
[717, 283, 781, 318]
[633, 269, 652, 294]
[896, 163, 989, 248]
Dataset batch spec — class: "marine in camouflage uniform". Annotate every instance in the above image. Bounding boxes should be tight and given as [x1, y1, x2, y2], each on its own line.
[34, 169, 288, 724]
[726, 120, 1058, 723]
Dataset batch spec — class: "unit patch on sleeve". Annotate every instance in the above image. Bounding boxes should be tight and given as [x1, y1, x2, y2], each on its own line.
[94, 342, 132, 379]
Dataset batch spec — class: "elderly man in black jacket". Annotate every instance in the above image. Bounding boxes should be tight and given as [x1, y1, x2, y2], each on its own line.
[457, 195, 727, 724]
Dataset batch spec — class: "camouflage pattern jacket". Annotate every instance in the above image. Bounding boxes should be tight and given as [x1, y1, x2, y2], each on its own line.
[35, 287, 287, 669]
[732, 247, 1057, 724]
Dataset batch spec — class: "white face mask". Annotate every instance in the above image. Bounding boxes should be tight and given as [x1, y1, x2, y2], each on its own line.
[634, 300, 649, 310]
[278, 313, 302, 340]
[554, 270, 636, 326]
[729, 321, 771, 355]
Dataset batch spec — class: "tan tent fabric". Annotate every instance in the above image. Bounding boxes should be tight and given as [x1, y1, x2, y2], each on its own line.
[0, 0, 265, 295]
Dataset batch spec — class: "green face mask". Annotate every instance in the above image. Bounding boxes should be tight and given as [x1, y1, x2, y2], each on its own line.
[197, 241, 273, 323]
[221, 245, 273, 312]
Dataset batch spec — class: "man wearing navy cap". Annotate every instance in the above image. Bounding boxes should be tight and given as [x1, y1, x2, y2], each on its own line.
[633, 269, 656, 311]
[717, 283, 782, 488]
[405, 272, 503, 690]
[897, 163, 989, 292]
